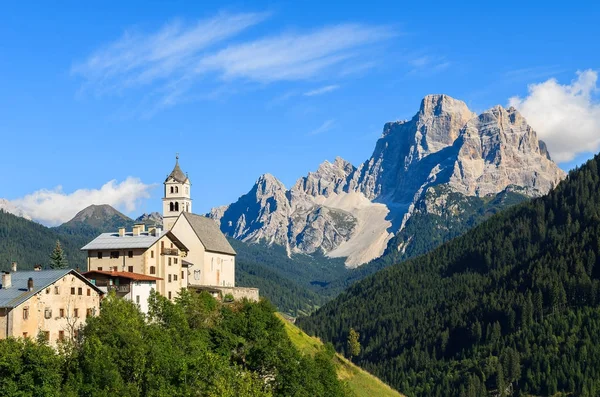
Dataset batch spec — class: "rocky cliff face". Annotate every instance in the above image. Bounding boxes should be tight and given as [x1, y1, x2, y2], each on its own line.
[209, 94, 566, 267]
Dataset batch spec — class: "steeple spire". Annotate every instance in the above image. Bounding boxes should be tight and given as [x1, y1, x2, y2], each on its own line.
[165, 154, 188, 183]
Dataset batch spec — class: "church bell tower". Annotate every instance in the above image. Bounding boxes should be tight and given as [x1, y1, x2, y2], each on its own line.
[163, 155, 192, 230]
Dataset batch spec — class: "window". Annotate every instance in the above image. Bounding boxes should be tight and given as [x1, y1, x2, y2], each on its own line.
[110, 251, 119, 259]
[97, 267, 103, 271]
[175, 186, 179, 193]
[23, 307, 29, 320]
[168, 292, 172, 300]
[44, 308, 52, 319]
[168, 274, 172, 282]
[86, 308, 93, 317]
[170, 243, 173, 248]
[128, 266, 134, 273]
[74, 308, 79, 318]
[46, 288, 50, 294]
[150, 266, 156, 275]
[170, 186, 174, 194]
[87, 288, 91, 296]
[151, 251, 154, 258]
[71, 287, 76, 295]
[54, 286, 60, 294]
[22, 332, 28, 338]
[170, 202, 174, 211]
[174, 258, 178, 264]
[174, 274, 178, 281]
[161, 241, 164, 250]
[136, 295, 140, 305]
[59, 308, 65, 318]
[181, 271, 184, 279]
[78, 287, 82, 296]
[97, 252, 103, 259]
[58, 331, 64, 341]
[186, 203, 189, 212]
[128, 250, 133, 258]
[168, 257, 172, 266]
[174, 202, 179, 212]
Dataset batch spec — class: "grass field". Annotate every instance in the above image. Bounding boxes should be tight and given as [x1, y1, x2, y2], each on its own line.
[276, 313, 404, 397]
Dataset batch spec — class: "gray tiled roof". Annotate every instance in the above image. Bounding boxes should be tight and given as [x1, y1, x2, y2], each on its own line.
[81, 231, 163, 250]
[165, 159, 188, 183]
[0, 269, 103, 308]
[81, 231, 188, 252]
[182, 212, 236, 255]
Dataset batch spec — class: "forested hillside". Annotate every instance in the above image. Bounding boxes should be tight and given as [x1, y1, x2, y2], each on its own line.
[298, 153, 600, 396]
[0, 210, 88, 270]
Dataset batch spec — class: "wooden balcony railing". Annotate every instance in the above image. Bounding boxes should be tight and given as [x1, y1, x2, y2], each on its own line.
[162, 248, 179, 256]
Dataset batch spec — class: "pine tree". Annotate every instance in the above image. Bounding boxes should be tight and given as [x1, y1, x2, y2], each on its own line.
[49, 240, 68, 269]
[347, 328, 361, 359]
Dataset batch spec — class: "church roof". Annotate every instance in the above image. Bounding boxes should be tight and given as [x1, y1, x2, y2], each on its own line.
[181, 212, 236, 256]
[165, 156, 189, 183]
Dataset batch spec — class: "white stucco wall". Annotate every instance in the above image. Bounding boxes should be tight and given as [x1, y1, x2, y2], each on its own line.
[129, 281, 156, 314]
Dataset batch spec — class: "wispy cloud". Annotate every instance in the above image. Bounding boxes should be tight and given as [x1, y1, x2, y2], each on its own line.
[308, 119, 336, 135]
[199, 24, 394, 82]
[72, 16, 394, 110]
[509, 69, 600, 163]
[406, 54, 450, 75]
[503, 65, 566, 82]
[303, 85, 340, 96]
[72, 12, 269, 97]
[5, 178, 154, 226]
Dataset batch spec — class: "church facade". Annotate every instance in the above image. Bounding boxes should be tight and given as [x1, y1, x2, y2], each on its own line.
[82, 157, 257, 303]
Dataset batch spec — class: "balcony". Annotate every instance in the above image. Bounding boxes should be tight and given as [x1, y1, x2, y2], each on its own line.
[107, 285, 130, 293]
[162, 248, 179, 256]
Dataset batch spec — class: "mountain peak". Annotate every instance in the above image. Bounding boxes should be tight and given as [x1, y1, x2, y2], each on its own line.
[418, 94, 473, 119]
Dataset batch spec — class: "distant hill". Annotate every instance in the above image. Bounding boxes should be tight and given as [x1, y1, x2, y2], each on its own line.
[298, 153, 600, 396]
[53, 204, 135, 238]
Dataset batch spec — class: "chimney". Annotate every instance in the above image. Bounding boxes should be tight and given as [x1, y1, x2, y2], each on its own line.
[33, 265, 42, 271]
[135, 223, 146, 233]
[1, 272, 11, 289]
[27, 277, 34, 291]
[118, 227, 125, 237]
[156, 227, 162, 236]
[148, 227, 156, 236]
[11, 262, 17, 272]
[132, 226, 140, 236]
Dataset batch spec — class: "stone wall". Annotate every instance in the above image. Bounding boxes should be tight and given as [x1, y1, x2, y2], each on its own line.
[190, 285, 259, 302]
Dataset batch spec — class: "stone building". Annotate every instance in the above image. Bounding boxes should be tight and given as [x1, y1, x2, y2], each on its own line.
[0, 265, 103, 346]
[81, 225, 189, 301]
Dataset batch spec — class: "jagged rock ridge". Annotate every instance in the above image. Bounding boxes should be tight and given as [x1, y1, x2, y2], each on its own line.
[210, 94, 566, 267]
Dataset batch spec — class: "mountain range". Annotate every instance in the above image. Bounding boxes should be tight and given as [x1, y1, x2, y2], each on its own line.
[298, 151, 600, 396]
[209, 94, 565, 267]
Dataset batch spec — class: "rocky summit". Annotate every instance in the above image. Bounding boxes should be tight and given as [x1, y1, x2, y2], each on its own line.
[209, 94, 566, 267]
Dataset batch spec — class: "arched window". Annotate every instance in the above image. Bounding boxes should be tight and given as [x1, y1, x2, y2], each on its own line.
[186, 203, 189, 212]
[175, 202, 179, 211]
[170, 186, 174, 194]
[170, 202, 174, 212]
[175, 186, 179, 193]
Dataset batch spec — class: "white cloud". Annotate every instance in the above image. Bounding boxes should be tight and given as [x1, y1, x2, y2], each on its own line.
[72, 12, 268, 94]
[308, 119, 336, 135]
[73, 15, 394, 110]
[5, 178, 154, 226]
[200, 24, 393, 83]
[303, 85, 340, 96]
[509, 70, 600, 163]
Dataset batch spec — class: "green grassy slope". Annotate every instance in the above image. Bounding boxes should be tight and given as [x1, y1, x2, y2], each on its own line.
[276, 313, 404, 397]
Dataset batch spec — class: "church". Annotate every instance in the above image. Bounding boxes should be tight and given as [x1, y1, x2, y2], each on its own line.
[81, 157, 258, 305]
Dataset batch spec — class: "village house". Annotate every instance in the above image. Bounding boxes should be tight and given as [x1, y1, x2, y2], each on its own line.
[83, 270, 161, 314]
[81, 225, 189, 301]
[0, 263, 103, 346]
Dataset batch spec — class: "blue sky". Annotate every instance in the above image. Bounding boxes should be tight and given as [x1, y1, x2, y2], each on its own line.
[1, 1, 599, 225]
